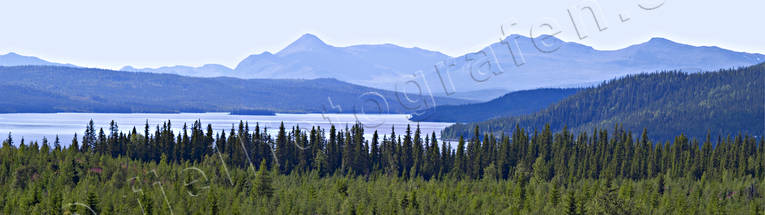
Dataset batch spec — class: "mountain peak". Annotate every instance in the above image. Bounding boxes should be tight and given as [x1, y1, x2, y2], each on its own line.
[278, 33, 330, 55]
[648, 37, 672, 43]
[0, 52, 73, 67]
[297, 33, 322, 42]
[503, 34, 531, 41]
[643, 37, 683, 47]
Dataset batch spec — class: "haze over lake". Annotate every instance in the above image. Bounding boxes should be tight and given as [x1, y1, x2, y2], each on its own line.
[0, 113, 453, 146]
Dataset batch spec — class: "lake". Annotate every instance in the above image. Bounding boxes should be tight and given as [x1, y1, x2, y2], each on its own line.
[0, 113, 454, 146]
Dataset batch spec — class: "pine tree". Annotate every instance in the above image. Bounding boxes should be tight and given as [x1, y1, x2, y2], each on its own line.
[254, 160, 274, 199]
[62, 157, 80, 186]
[371, 130, 380, 171]
[565, 190, 577, 215]
[550, 183, 561, 206]
[3, 132, 12, 147]
[402, 125, 413, 178]
[140, 192, 153, 215]
[440, 141, 452, 177]
[532, 156, 549, 182]
[594, 179, 633, 214]
[327, 125, 339, 174]
[40, 137, 49, 152]
[96, 128, 106, 154]
[452, 136, 466, 178]
[53, 135, 61, 152]
[208, 191, 219, 215]
[412, 125, 424, 178]
[49, 190, 63, 215]
[656, 175, 665, 195]
[70, 134, 79, 153]
[85, 191, 99, 214]
[276, 122, 288, 173]
[82, 119, 96, 152]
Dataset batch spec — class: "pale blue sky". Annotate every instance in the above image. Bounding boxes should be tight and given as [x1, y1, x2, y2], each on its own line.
[0, 0, 762, 69]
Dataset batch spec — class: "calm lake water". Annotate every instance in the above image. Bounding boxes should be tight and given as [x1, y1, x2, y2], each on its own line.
[0, 113, 453, 146]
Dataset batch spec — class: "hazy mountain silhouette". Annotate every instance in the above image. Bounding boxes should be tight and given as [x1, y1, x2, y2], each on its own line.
[0, 52, 77, 67]
[0, 65, 469, 113]
[436, 35, 765, 92]
[9, 34, 764, 94]
[121, 34, 764, 93]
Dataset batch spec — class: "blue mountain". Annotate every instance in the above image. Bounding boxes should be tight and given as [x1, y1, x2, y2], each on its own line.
[123, 33, 451, 90]
[0, 65, 470, 113]
[121, 34, 764, 94]
[0, 52, 76, 67]
[233, 33, 451, 85]
[121, 64, 233, 77]
[436, 35, 765, 92]
[10, 34, 764, 95]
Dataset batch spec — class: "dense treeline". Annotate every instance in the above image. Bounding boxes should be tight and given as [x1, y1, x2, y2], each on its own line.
[1, 121, 764, 214]
[443, 63, 765, 140]
[55, 120, 765, 181]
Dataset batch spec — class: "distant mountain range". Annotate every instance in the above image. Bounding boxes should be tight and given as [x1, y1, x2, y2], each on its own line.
[121, 33, 451, 91]
[411, 88, 580, 122]
[437, 36, 765, 92]
[121, 64, 234, 78]
[4, 34, 762, 94]
[0, 52, 77, 67]
[442, 63, 765, 141]
[0, 66, 469, 114]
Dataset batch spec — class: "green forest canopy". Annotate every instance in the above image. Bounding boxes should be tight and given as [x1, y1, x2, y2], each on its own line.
[443, 63, 765, 141]
[1, 120, 764, 214]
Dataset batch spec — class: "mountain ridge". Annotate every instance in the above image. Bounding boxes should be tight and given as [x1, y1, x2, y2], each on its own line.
[0, 65, 470, 114]
[435, 34, 765, 92]
[442, 63, 765, 141]
[4, 34, 764, 94]
[411, 88, 581, 122]
[92, 35, 765, 93]
[0, 52, 77, 67]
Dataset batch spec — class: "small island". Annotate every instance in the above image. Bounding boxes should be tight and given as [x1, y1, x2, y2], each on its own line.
[229, 109, 277, 116]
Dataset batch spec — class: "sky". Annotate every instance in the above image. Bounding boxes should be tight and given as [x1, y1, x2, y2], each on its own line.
[0, 0, 763, 70]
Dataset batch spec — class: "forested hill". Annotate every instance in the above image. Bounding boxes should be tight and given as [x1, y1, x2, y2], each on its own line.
[0, 66, 468, 113]
[411, 88, 580, 122]
[443, 63, 765, 141]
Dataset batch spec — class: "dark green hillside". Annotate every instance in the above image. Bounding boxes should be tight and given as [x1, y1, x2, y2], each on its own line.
[411, 88, 580, 122]
[443, 63, 765, 140]
[2, 118, 764, 214]
[0, 66, 468, 113]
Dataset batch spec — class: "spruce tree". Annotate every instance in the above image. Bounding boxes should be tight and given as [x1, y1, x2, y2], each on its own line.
[53, 135, 61, 152]
[452, 136, 466, 178]
[3, 132, 11, 147]
[550, 183, 561, 206]
[82, 119, 96, 152]
[208, 191, 219, 215]
[565, 190, 577, 215]
[85, 191, 99, 214]
[70, 134, 79, 153]
[254, 160, 274, 199]
[49, 190, 63, 215]
[140, 192, 153, 215]
[371, 130, 380, 171]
